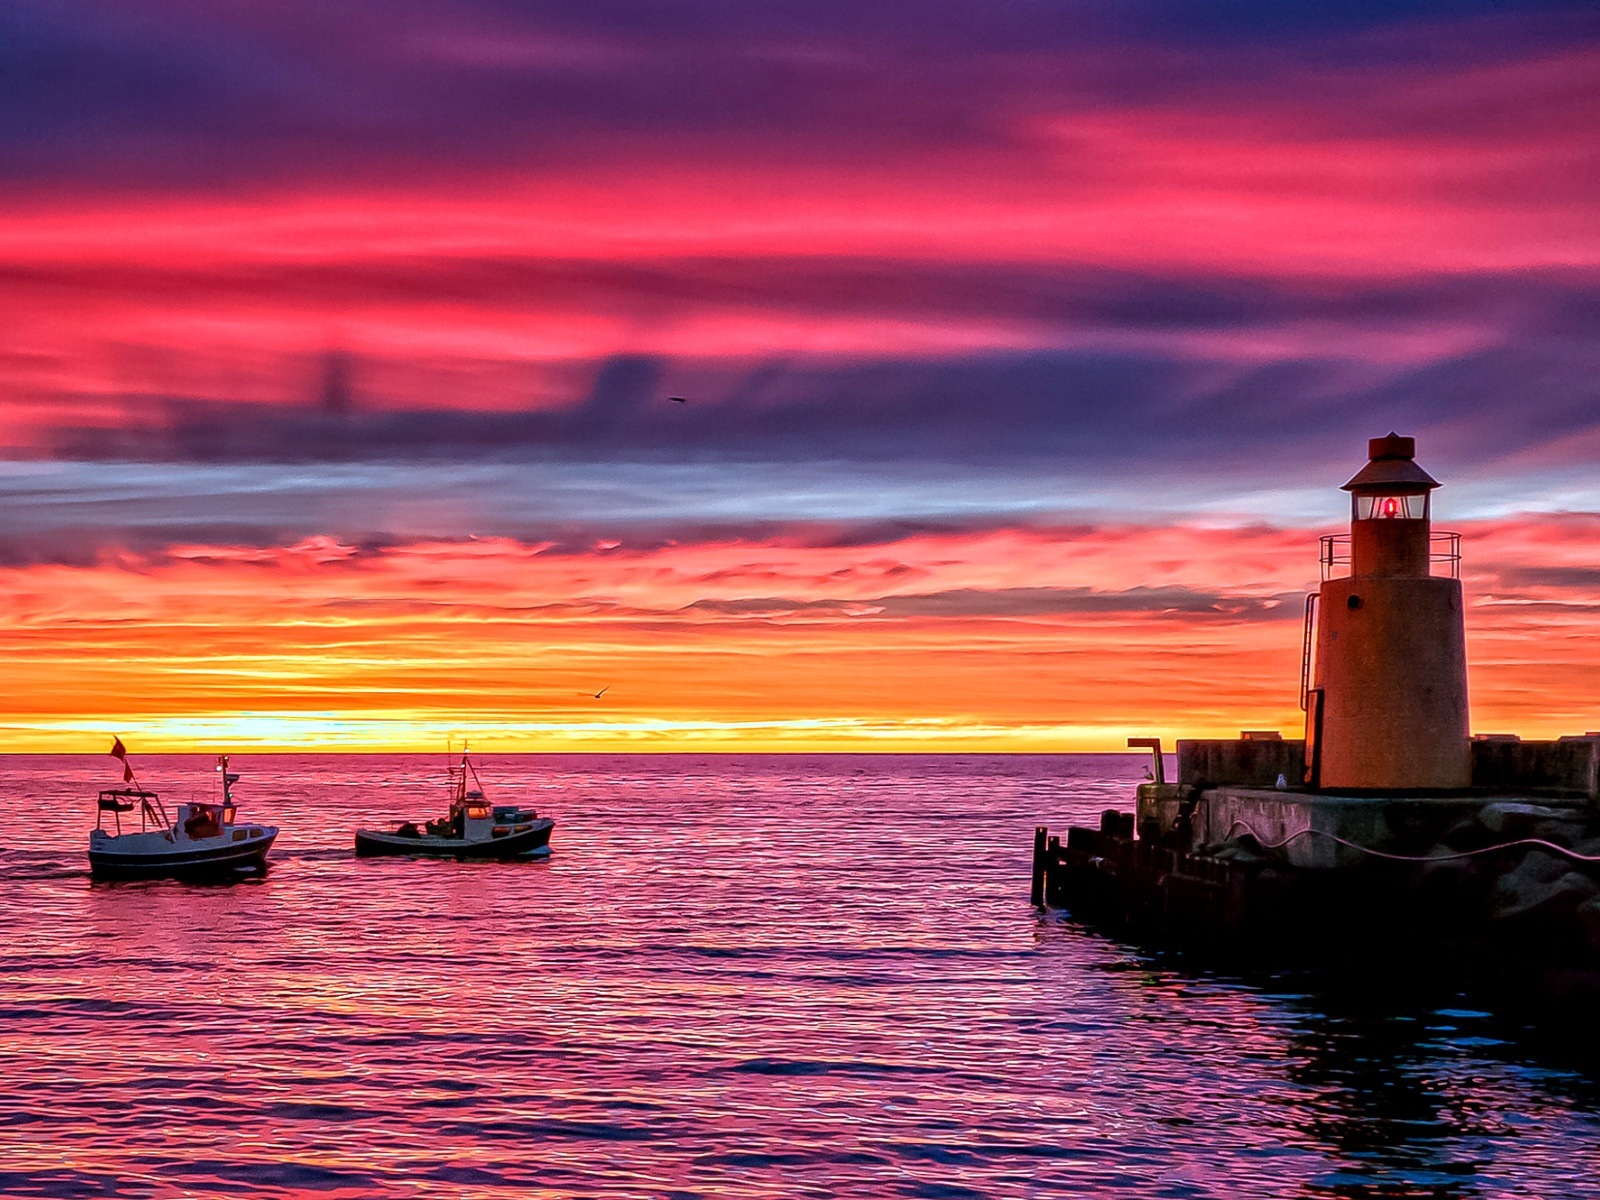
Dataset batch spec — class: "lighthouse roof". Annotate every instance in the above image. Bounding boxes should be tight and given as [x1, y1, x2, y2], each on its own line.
[1341, 432, 1440, 493]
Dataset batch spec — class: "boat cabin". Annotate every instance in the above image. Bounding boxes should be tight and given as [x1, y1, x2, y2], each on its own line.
[179, 802, 230, 840]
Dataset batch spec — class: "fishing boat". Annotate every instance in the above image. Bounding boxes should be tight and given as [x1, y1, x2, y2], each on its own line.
[354, 748, 554, 859]
[89, 749, 278, 879]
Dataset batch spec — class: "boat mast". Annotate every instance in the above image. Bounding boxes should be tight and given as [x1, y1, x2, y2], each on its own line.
[448, 740, 468, 808]
[464, 750, 490, 801]
[216, 755, 239, 807]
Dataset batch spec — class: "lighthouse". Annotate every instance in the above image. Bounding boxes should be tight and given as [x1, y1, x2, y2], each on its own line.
[1305, 434, 1471, 791]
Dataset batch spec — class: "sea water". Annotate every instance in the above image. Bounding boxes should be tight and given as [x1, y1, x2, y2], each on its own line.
[3, 753, 1600, 1198]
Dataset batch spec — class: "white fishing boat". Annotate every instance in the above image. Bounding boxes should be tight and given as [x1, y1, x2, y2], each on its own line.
[354, 747, 553, 860]
[88, 746, 278, 879]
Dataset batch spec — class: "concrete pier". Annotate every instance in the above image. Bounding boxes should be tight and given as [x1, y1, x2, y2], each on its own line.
[1036, 736, 1600, 1028]
[1140, 783, 1589, 869]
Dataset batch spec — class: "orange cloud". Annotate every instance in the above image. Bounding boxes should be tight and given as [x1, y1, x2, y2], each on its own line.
[3, 518, 1595, 752]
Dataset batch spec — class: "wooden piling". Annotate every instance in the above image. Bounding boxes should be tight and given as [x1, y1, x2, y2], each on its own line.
[1031, 825, 1049, 907]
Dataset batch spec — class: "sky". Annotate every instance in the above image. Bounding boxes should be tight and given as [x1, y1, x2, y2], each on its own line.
[1, 0, 1598, 751]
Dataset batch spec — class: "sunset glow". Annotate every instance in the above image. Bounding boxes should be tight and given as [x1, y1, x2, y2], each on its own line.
[4, 516, 1598, 751]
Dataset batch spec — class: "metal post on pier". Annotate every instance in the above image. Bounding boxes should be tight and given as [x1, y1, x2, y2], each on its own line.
[1128, 737, 1165, 784]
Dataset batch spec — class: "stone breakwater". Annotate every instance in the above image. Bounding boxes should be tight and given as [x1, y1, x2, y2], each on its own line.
[1038, 792, 1600, 1031]
[1445, 801, 1600, 1008]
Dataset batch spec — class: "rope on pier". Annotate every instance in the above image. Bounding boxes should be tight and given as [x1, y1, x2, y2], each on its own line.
[1223, 822, 1600, 865]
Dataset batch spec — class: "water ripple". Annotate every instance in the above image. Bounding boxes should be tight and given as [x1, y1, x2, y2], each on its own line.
[3, 753, 1600, 1197]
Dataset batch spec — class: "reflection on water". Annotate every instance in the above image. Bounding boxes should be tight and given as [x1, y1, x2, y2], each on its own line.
[2, 753, 1599, 1198]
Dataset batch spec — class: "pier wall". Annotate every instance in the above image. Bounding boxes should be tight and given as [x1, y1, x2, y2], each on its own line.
[1137, 785, 1590, 869]
[1191, 789, 1491, 868]
[1177, 739, 1305, 788]
[1472, 737, 1600, 802]
[1173, 735, 1600, 805]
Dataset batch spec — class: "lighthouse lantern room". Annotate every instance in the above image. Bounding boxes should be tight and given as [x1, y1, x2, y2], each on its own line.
[1306, 434, 1471, 791]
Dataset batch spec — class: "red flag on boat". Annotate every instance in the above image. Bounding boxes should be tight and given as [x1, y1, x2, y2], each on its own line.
[110, 737, 133, 783]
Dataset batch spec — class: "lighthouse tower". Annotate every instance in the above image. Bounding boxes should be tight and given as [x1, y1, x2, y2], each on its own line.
[1306, 435, 1471, 791]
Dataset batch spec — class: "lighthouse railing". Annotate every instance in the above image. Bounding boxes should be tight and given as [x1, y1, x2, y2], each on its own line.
[1431, 531, 1461, 578]
[1318, 531, 1461, 581]
[1318, 535, 1351, 580]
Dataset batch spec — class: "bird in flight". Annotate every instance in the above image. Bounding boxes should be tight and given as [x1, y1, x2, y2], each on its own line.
[593, 686, 610, 699]
[668, 396, 688, 404]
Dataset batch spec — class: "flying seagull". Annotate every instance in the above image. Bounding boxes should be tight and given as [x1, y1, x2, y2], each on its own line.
[593, 686, 610, 699]
[668, 396, 688, 404]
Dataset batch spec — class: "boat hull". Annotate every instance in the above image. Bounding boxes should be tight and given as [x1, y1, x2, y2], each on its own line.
[354, 818, 554, 859]
[88, 832, 278, 880]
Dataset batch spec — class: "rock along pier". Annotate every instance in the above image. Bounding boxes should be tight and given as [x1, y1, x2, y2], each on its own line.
[1034, 435, 1600, 1021]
